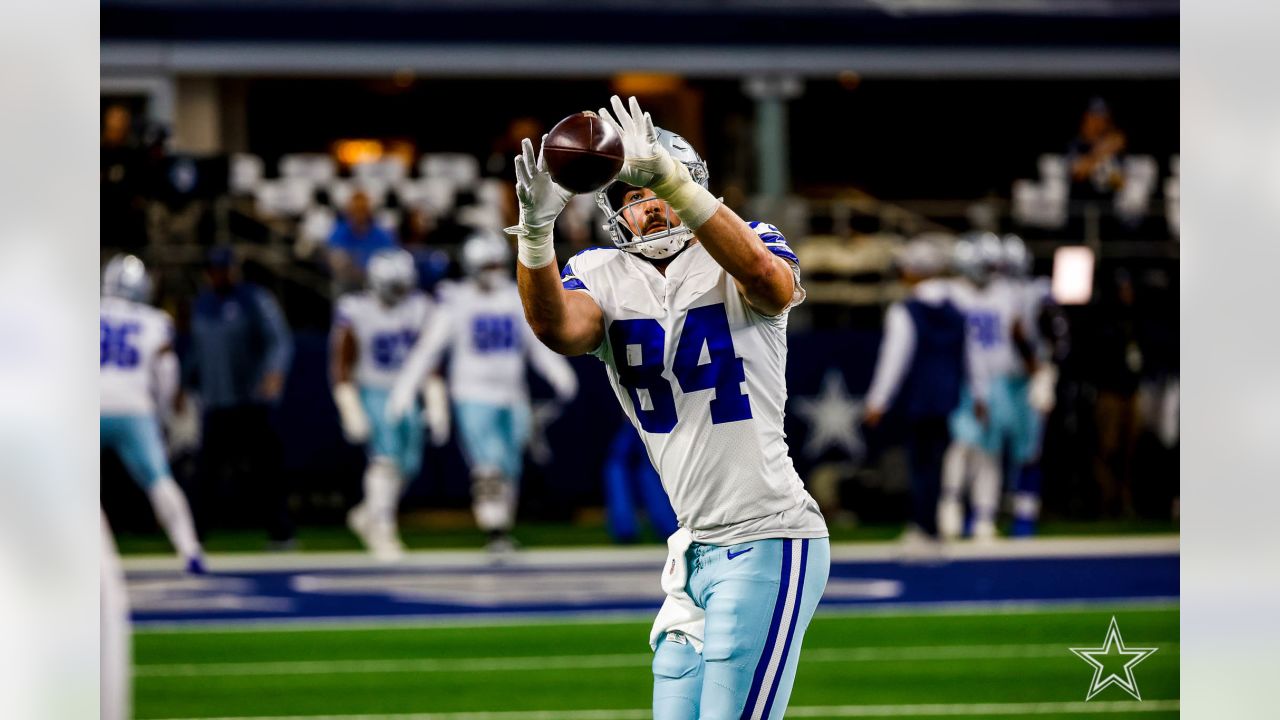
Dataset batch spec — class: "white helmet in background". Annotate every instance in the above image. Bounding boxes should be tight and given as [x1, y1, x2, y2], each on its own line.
[462, 231, 512, 287]
[895, 233, 952, 278]
[367, 248, 417, 304]
[595, 127, 709, 261]
[953, 232, 1003, 285]
[102, 254, 152, 303]
[1001, 234, 1032, 277]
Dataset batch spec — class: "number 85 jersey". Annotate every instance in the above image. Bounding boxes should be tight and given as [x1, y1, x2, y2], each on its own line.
[562, 223, 826, 544]
[333, 291, 435, 390]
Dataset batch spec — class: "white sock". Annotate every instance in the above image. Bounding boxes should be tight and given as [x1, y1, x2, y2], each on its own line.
[147, 476, 203, 560]
[970, 451, 1001, 532]
[366, 459, 404, 540]
[938, 444, 969, 540]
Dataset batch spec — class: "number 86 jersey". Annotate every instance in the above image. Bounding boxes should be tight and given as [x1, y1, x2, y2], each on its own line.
[561, 223, 826, 544]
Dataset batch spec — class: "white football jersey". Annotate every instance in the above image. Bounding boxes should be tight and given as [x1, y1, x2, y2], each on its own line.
[947, 277, 1024, 381]
[561, 225, 827, 545]
[334, 291, 435, 390]
[100, 296, 174, 416]
[426, 278, 549, 405]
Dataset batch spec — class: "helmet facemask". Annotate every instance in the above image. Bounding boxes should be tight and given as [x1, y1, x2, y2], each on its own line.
[596, 127, 709, 261]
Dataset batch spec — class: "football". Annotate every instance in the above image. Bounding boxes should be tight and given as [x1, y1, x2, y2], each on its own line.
[542, 111, 625, 193]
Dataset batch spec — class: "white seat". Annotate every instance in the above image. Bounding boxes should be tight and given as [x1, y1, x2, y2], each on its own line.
[375, 208, 402, 234]
[229, 153, 264, 195]
[280, 153, 336, 184]
[1038, 153, 1068, 184]
[420, 153, 480, 186]
[353, 157, 409, 184]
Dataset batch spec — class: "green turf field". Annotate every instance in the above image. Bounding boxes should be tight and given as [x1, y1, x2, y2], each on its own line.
[133, 605, 1178, 719]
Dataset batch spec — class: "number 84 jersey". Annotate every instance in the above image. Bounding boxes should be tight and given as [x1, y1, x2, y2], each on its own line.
[562, 226, 826, 544]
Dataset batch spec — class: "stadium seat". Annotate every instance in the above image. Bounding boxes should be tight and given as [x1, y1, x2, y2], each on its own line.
[254, 178, 314, 219]
[1114, 155, 1158, 225]
[280, 153, 337, 184]
[353, 157, 409, 184]
[420, 153, 480, 186]
[229, 153, 264, 195]
[297, 206, 336, 257]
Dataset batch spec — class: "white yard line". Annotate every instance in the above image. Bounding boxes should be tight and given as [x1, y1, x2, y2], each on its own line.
[152, 699, 1180, 720]
[135, 642, 1178, 678]
[121, 535, 1179, 573]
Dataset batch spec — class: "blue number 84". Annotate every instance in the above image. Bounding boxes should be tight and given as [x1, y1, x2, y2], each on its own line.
[608, 303, 752, 434]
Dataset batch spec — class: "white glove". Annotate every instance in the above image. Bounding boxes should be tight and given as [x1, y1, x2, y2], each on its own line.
[598, 95, 720, 230]
[422, 375, 451, 446]
[385, 379, 417, 425]
[332, 382, 370, 444]
[166, 392, 202, 455]
[1028, 364, 1058, 414]
[505, 135, 573, 269]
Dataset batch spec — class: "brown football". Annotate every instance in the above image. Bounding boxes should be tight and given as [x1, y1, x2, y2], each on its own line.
[542, 111, 625, 193]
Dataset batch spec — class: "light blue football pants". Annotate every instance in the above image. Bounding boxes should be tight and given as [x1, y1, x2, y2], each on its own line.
[359, 387, 424, 478]
[653, 537, 830, 720]
[101, 414, 172, 488]
[454, 401, 530, 482]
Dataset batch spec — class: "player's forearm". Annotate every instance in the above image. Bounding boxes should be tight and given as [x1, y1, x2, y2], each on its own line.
[517, 261, 601, 356]
[696, 206, 794, 315]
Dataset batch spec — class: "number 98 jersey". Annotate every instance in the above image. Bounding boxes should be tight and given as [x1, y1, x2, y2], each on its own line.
[561, 223, 826, 544]
[100, 296, 175, 416]
[333, 291, 435, 390]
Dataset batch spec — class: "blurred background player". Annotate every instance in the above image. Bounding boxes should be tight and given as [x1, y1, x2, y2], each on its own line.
[331, 248, 442, 561]
[603, 421, 679, 544]
[1000, 234, 1065, 536]
[938, 233, 1037, 541]
[863, 235, 969, 546]
[511, 96, 830, 720]
[100, 254, 205, 572]
[387, 231, 578, 554]
[186, 247, 295, 547]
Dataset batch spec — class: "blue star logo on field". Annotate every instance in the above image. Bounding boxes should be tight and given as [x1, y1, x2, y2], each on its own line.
[1070, 616, 1158, 701]
[791, 368, 865, 461]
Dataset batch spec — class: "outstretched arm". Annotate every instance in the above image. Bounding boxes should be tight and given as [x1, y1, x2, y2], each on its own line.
[507, 135, 606, 355]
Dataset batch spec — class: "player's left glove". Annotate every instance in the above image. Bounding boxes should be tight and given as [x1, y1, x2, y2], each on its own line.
[598, 95, 720, 231]
[505, 136, 573, 269]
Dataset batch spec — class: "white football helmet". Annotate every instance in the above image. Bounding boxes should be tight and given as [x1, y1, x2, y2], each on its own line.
[102, 254, 152, 303]
[461, 231, 512, 276]
[367, 248, 417, 304]
[953, 232, 1003, 285]
[595, 127, 709, 261]
[1001, 233, 1032, 277]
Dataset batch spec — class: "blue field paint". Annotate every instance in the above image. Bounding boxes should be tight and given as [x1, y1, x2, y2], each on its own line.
[125, 550, 1178, 627]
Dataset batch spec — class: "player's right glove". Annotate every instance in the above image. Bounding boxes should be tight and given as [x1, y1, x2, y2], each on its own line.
[333, 382, 371, 444]
[505, 135, 573, 269]
[599, 95, 720, 231]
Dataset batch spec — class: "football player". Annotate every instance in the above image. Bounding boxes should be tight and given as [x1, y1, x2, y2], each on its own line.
[863, 235, 970, 545]
[1000, 234, 1063, 536]
[938, 234, 1038, 541]
[508, 95, 829, 720]
[331, 248, 441, 561]
[387, 231, 578, 555]
[100, 254, 205, 572]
